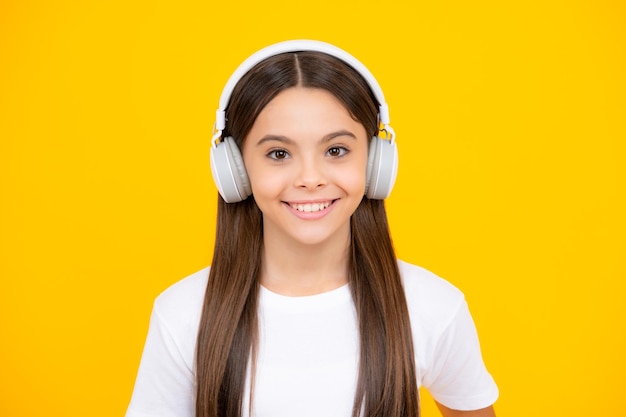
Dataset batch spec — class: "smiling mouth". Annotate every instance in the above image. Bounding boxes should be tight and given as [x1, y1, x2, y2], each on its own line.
[288, 200, 334, 213]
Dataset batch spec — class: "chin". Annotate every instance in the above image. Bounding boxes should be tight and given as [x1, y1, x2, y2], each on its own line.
[290, 228, 350, 248]
[289, 234, 336, 247]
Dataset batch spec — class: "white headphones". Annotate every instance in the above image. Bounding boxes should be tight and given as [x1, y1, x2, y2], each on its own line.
[210, 40, 398, 203]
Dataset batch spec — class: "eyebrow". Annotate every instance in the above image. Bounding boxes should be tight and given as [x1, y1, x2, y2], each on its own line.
[255, 130, 357, 146]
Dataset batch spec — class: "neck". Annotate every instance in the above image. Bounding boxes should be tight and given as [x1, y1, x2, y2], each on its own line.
[260, 229, 351, 297]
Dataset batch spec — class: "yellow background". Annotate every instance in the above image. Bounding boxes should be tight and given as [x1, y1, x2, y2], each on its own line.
[1, 0, 624, 416]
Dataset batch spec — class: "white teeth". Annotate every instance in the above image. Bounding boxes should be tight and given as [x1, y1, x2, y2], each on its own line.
[291, 201, 331, 212]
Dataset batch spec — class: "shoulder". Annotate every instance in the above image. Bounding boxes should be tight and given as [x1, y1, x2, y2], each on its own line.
[151, 266, 210, 334]
[398, 259, 466, 325]
[398, 261, 499, 407]
[397, 259, 470, 359]
[126, 268, 209, 416]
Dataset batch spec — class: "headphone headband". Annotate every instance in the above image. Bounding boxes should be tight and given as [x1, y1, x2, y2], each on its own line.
[214, 40, 391, 141]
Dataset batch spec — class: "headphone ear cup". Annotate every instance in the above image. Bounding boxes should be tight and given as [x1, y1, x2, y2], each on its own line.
[365, 136, 398, 200]
[210, 136, 251, 203]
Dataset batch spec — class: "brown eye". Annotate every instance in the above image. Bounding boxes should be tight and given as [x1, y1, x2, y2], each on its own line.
[327, 146, 348, 157]
[268, 149, 289, 160]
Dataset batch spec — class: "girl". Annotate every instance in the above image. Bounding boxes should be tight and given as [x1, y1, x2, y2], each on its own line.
[126, 40, 498, 417]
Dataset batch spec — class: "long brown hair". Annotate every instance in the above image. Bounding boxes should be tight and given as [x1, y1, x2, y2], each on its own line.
[196, 51, 419, 417]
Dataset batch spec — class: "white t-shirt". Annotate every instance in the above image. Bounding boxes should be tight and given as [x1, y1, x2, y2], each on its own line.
[126, 260, 498, 417]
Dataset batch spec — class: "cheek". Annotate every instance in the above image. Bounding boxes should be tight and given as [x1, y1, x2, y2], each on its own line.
[246, 165, 285, 201]
[332, 166, 367, 196]
[244, 158, 270, 193]
[343, 156, 369, 188]
[351, 171, 368, 193]
[249, 174, 276, 196]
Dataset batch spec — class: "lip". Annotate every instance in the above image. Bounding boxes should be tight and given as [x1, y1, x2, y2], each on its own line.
[282, 199, 338, 220]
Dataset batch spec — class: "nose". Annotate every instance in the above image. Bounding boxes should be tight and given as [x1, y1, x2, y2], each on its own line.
[294, 157, 327, 190]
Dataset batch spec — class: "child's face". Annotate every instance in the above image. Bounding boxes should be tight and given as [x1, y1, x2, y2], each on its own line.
[242, 87, 369, 248]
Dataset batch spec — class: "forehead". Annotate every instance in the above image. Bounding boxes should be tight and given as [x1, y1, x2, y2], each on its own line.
[251, 87, 361, 132]
[241, 87, 369, 151]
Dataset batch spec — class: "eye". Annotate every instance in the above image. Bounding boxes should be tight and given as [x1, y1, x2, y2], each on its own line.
[267, 149, 290, 160]
[327, 146, 348, 158]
